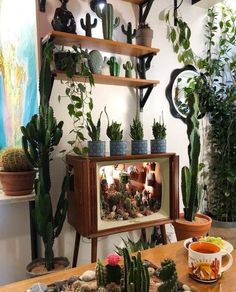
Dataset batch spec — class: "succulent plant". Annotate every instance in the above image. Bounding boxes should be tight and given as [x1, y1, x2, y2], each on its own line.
[121, 22, 136, 44]
[80, 13, 97, 37]
[86, 111, 103, 141]
[157, 258, 179, 292]
[152, 115, 167, 140]
[130, 119, 144, 141]
[105, 107, 123, 141]
[106, 254, 122, 284]
[96, 259, 107, 287]
[1, 147, 33, 172]
[123, 61, 134, 78]
[138, 22, 151, 29]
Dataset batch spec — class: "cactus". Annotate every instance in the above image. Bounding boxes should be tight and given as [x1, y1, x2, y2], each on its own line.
[96, 3, 120, 40]
[121, 22, 136, 44]
[152, 113, 166, 140]
[107, 57, 120, 77]
[137, 56, 152, 79]
[88, 50, 103, 74]
[157, 259, 179, 292]
[21, 42, 68, 271]
[123, 61, 134, 78]
[121, 248, 149, 292]
[1, 147, 33, 172]
[130, 118, 144, 141]
[96, 259, 107, 287]
[182, 86, 201, 221]
[80, 13, 97, 37]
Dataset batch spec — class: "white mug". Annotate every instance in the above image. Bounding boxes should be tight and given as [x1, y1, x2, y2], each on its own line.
[188, 241, 233, 283]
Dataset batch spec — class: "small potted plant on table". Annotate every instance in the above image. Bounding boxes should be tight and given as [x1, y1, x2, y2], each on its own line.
[130, 118, 147, 155]
[151, 114, 167, 153]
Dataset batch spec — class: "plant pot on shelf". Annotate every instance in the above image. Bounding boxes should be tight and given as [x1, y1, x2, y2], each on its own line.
[208, 220, 236, 248]
[88, 141, 106, 157]
[136, 26, 153, 47]
[110, 141, 127, 156]
[131, 140, 148, 155]
[173, 213, 212, 241]
[151, 139, 166, 153]
[26, 257, 70, 278]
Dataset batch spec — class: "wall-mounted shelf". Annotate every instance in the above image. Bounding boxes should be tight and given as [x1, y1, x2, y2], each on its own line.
[44, 31, 159, 58]
[55, 71, 159, 88]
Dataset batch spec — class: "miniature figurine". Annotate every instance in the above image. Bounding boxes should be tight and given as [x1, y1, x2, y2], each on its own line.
[51, 0, 76, 34]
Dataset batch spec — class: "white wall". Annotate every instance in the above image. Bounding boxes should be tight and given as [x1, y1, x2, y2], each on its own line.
[0, 0, 208, 285]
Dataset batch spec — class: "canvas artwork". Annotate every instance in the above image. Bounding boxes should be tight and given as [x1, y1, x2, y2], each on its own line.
[0, 0, 38, 148]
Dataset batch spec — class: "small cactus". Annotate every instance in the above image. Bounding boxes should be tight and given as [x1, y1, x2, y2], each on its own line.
[107, 56, 120, 77]
[80, 13, 97, 37]
[121, 22, 136, 44]
[152, 113, 166, 140]
[130, 119, 144, 141]
[1, 147, 33, 172]
[157, 259, 179, 292]
[96, 259, 107, 287]
[123, 61, 134, 78]
[137, 56, 153, 79]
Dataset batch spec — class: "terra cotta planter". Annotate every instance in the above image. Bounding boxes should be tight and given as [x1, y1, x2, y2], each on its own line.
[173, 213, 212, 241]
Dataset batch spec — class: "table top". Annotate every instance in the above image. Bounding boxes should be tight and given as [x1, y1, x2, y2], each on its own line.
[0, 240, 235, 292]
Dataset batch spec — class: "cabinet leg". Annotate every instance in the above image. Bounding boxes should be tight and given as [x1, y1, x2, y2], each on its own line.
[72, 232, 81, 267]
[91, 238, 97, 263]
[141, 228, 147, 242]
[160, 224, 167, 245]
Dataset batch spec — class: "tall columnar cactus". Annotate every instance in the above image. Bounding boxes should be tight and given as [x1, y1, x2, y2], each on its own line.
[96, 3, 120, 40]
[121, 248, 149, 292]
[107, 56, 120, 77]
[158, 259, 179, 292]
[121, 22, 136, 44]
[182, 88, 201, 221]
[123, 61, 134, 78]
[137, 56, 153, 79]
[96, 259, 107, 287]
[80, 13, 97, 37]
[21, 42, 68, 271]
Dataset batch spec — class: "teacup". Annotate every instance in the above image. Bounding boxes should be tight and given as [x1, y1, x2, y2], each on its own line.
[188, 241, 233, 283]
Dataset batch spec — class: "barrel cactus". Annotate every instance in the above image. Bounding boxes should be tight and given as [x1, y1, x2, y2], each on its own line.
[88, 50, 103, 74]
[1, 147, 33, 172]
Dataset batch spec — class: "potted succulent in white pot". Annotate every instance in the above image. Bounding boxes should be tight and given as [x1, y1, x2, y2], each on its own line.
[151, 115, 167, 153]
[105, 108, 127, 156]
[86, 111, 105, 157]
[136, 23, 153, 47]
[130, 118, 147, 155]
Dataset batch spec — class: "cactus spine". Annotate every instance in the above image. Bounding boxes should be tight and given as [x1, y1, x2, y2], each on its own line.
[1, 147, 33, 172]
[137, 56, 153, 79]
[21, 42, 68, 271]
[158, 259, 179, 292]
[123, 61, 134, 78]
[182, 86, 201, 221]
[80, 13, 97, 37]
[121, 22, 136, 44]
[107, 56, 120, 77]
[96, 3, 120, 40]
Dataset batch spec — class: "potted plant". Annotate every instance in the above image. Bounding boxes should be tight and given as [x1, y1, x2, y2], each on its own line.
[151, 114, 167, 153]
[105, 107, 127, 156]
[130, 118, 147, 155]
[86, 110, 105, 157]
[166, 4, 236, 243]
[0, 147, 35, 196]
[136, 23, 153, 47]
[21, 42, 69, 275]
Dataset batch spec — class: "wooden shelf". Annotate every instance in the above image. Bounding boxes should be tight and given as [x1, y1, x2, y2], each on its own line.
[54, 71, 159, 88]
[44, 31, 159, 58]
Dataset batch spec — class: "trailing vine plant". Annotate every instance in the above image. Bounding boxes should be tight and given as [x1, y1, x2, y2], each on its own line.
[165, 4, 236, 222]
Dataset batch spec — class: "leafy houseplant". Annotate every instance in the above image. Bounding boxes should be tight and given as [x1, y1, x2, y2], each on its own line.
[0, 147, 35, 196]
[151, 114, 167, 153]
[21, 43, 69, 272]
[166, 5, 236, 226]
[105, 107, 127, 156]
[86, 111, 105, 157]
[130, 118, 147, 155]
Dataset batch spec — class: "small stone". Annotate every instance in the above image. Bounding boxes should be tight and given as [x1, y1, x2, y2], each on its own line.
[148, 267, 155, 276]
[183, 284, 191, 291]
[79, 270, 96, 281]
[31, 283, 48, 292]
[67, 276, 79, 285]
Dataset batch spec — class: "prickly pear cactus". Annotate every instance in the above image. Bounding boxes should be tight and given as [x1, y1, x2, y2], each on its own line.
[1, 147, 33, 172]
[88, 50, 103, 74]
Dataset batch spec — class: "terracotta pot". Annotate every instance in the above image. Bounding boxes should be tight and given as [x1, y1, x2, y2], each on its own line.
[173, 213, 212, 241]
[0, 170, 35, 196]
[209, 220, 236, 248]
[26, 257, 70, 278]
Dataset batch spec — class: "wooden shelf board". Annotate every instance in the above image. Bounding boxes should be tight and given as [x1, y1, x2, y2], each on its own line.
[0, 190, 35, 205]
[44, 31, 159, 57]
[54, 72, 160, 87]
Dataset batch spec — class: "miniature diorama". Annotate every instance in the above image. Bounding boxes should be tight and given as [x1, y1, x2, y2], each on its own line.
[99, 161, 162, 222]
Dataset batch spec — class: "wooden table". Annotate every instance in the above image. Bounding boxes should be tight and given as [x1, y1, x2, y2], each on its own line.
[0, 241, 235, 292]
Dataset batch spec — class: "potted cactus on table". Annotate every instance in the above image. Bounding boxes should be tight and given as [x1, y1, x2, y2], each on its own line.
[105, 107, 127, 156]
[0, 147, 35, 196]
[130, 118, 147, 155]
[151, 114, 167, 153]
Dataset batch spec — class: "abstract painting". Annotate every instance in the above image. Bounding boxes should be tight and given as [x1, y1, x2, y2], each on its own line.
[0, 0, 38, 148]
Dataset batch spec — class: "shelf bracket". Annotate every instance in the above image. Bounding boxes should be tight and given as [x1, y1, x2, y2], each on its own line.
[139, 0, 154, 24]
[139, 84, 154, 110]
